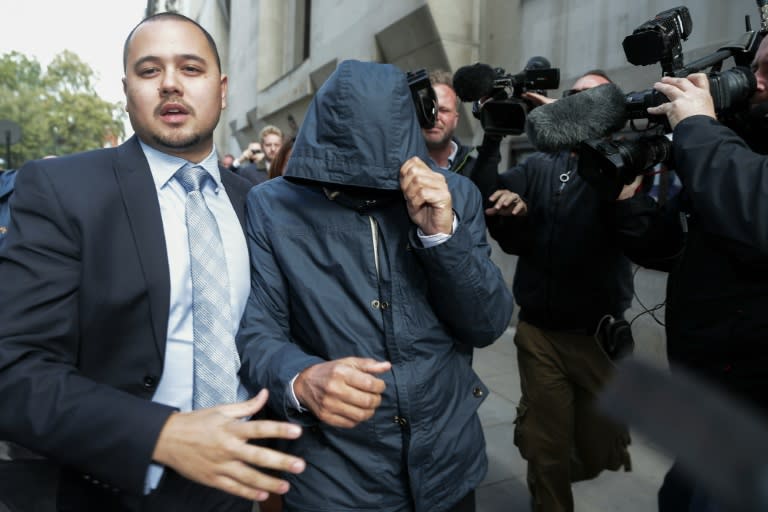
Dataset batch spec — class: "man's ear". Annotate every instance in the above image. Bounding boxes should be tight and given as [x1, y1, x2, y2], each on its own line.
[220, 74, 228, 110]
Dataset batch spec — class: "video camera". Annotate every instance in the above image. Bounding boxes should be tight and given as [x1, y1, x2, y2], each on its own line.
[406, 68, 437, 130]
[622, 6, 757, 122]
[578, 5, 762, 200]
[453, 58, 560, 137]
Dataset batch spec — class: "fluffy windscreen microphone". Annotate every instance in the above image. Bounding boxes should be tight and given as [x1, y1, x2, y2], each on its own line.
[453, 63, 498, 102]
[525, 83, 628, 152]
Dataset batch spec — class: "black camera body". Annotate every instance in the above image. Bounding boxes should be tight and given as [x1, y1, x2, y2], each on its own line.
[622, 6, 693, 74]
[453, 59, 560, 137]
[624, 66, 756, 122]
[622, 5, 757, 123]
[578, 6, 761, 199]
[405, 68, 437, 129]
[474, 67, 560, 137]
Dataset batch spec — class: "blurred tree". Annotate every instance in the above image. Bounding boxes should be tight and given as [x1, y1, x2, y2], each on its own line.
[0, 50, 125, 166]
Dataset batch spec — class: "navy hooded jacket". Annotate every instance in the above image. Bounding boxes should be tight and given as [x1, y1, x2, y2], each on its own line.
[237, 60, 513, 512]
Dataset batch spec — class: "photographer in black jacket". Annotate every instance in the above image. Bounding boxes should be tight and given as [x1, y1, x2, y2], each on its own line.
[482, 70, 638, 512]
[616, 35, 768, 512]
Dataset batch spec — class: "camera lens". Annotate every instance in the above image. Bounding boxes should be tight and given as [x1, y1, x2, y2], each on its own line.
[624, 89, 669, 120]
[708, 66, 756, 115]
[578, 135, 672, 200]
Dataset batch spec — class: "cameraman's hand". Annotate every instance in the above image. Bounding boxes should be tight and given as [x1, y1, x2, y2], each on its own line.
[647, 73, 716, 129]
[616, 175, 643, 201]
[485, 189, 527, 216]
[400, 157, 454, 235]
[522, 91, 556, 106]
[237, 150, 251, 165]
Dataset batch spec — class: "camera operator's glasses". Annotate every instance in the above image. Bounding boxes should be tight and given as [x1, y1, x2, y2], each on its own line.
[562, 88, 585, 98]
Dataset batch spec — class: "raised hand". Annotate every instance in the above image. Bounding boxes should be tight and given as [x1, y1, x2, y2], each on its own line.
[647, 73, 716, 129]
[400, 156, 454, 236]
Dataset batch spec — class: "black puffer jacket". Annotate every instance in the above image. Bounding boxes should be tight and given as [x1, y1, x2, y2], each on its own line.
[487, 151, 635, 332]
[616, 115, 768, 410]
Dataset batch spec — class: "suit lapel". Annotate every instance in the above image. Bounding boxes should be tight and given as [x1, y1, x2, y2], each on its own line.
[220, 167, 250, 234]
[113, 136, 170, 360]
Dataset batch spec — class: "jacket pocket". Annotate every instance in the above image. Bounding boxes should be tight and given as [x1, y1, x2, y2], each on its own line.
[513, 401, 528, 454]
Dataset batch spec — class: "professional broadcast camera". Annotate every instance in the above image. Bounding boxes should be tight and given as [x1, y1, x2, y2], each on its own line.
[578, 5, 762, 200]
[453, 58, 560, 137]
[621, 6, 757, 122]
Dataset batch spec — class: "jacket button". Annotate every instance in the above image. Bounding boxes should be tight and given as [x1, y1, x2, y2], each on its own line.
[393, 415, 408, 426]
[143, 375, 158, 389]
[371, 299, 381, 309]
[473, 387, 484, 398]
[380, 301, 390, 311]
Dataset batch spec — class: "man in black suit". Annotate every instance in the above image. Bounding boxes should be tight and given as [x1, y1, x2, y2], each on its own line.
[0, 12, 304, 512]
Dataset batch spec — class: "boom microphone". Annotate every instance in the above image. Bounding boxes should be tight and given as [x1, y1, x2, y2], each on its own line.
[525, 83, 628, 152]
[453, 63, 498, 102]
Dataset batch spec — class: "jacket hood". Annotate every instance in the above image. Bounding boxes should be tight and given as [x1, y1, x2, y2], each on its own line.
[284, 60, 431, 191]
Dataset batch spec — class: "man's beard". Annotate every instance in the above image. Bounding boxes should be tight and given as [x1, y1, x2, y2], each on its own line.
[424, 131, 452, 151]
[152, 133, 203, 151]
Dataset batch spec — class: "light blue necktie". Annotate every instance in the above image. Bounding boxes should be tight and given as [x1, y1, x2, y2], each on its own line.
[175, 164, 245, 409]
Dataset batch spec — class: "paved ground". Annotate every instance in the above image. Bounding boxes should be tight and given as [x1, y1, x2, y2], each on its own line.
[474, 327, 673, 512]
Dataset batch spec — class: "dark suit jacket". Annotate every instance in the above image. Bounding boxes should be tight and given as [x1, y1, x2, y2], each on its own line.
[0, 136, 253, 497]
[238, 161, 268, 186]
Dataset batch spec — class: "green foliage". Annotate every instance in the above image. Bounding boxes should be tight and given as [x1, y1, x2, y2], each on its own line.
[0, 50, 125, 168]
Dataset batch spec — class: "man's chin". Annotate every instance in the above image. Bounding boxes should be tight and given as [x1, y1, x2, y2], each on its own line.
[153, 134, 202, 151]
[425, 137, 451, 151]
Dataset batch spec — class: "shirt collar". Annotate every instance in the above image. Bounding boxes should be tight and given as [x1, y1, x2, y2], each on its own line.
[446, 140, 459, 167]
[138, 140, 222, 192]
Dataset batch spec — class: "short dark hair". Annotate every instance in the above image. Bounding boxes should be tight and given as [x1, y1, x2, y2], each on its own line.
[579, 69, 613, 84]
[123, 12, 222, 72]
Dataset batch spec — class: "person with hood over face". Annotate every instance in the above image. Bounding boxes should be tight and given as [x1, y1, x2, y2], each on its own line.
[236, 60, 514, 512]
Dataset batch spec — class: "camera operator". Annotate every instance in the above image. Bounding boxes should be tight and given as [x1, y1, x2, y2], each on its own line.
[230, 141, 266, 184]
[422, 70, 502, 199]
[481, 70, 638, 512]
[614, 35, 768, 512]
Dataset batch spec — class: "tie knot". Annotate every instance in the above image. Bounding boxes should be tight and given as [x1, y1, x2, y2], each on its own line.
[175, 164, 210, 193]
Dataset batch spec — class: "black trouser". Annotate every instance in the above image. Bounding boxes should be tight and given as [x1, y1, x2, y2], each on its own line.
[57, 469, 251, 512]
[0, 459, 58, 512]
[446, 490, 475, 512]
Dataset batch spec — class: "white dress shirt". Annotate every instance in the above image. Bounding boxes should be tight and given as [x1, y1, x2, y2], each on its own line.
[139, 142, 250, 491]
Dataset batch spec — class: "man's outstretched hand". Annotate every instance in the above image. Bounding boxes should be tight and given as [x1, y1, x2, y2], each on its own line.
[153, 389, 305, 502]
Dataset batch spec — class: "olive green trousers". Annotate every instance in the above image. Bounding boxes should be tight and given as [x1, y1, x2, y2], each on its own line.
[513, 321, 632, 512]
